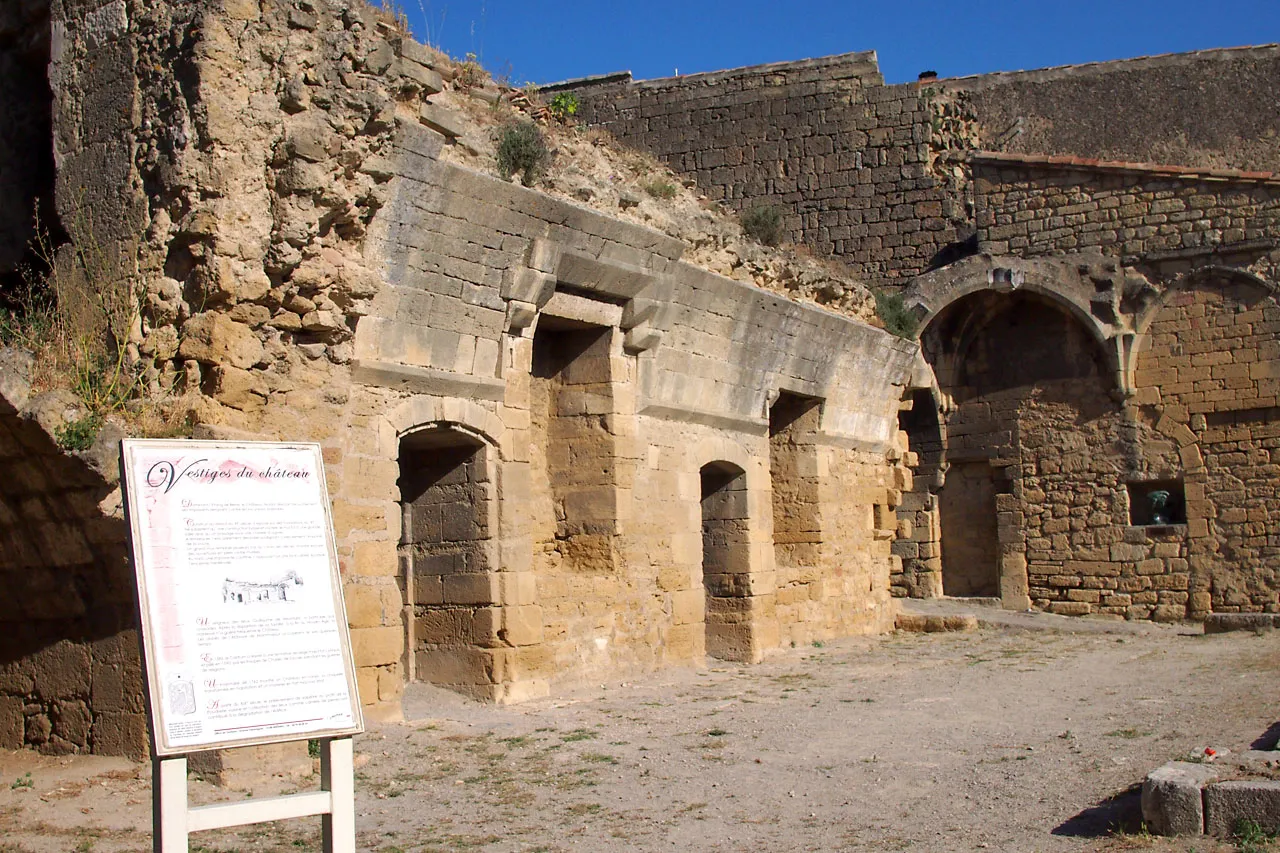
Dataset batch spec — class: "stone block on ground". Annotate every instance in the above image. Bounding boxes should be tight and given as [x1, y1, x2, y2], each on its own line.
[1204, 780, 1280, 836]
[1141, 760, 1219, 835]
[1204, 613, 1279, 634]
[894, 612, 977, 633]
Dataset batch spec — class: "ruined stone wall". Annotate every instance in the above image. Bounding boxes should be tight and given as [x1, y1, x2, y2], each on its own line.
[972, 155, 1280, 278]
[557, 58, 966, 286]
[4, 0, 921, 743]
[0, 355, 145, 757]
[361, 131, 914, 694]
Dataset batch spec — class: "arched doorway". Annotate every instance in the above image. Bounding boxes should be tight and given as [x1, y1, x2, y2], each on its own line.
[922, 290, 1114, 603]
[397, 425, 496, 694]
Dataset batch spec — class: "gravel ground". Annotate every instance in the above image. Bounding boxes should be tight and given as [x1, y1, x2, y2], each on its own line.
[2, 615, 1277, 853]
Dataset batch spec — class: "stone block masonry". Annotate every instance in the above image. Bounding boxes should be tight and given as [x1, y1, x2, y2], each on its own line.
[0, 0, 926, 748]
[554, 54, 966, 286]
[0, 354, 145, 758]
[563, 45, 1280, 288]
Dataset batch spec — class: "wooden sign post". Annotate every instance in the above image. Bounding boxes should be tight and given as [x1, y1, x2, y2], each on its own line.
[120, 440, 365, 853]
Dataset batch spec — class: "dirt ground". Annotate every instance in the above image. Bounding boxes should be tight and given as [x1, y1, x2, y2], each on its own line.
[3, 615, 1278, 853]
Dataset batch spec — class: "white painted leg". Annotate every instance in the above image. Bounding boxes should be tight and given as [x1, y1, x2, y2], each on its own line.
[153, 755, 188, 853]
[321, 737, 355, 853]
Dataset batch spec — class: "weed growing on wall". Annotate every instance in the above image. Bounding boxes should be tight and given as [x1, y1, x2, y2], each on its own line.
[873, 289, 918, 339]
[642, 179, 678, 200]
[456, 52, 488, 90]
[548, 92, 578, 123]
[0, 208, 144, 447]
[740, 204, 784, 246]
[496, 122, 550, 186]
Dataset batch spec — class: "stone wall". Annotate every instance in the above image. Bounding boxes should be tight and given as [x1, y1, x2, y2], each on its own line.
[972, 154, 1280, 281]
[358, 133, 916, 698]
[0, 0, 923, 752]
[563, 45, 1280, 288]
[0, 353, 146, 757]
[1133, 274, 1280, 613]
[554, 57, 968, 286]
[946, 45, 1280, 173]
[0, 0, 53, 275]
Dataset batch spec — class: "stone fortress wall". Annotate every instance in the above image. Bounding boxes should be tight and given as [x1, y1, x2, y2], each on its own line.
[0, 0, 917, 756]
[564, 44, 1280, 620]
[4, 0, 1279, 760]
[556, 45, 1280, 287]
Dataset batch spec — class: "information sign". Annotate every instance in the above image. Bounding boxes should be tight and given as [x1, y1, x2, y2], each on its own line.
[121, 439, 363, 756]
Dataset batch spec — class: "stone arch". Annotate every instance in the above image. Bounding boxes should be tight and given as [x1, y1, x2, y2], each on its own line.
[1133, 265, 1277, 340]
[907, 255, 1115, 347]
[906, 255, 1125, 395]
[919, 286, 1117, 608]
[699, 461, 752, 661]
[379, 396, 507, 461]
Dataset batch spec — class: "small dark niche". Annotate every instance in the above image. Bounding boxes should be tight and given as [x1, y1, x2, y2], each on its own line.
[1126, 479, 1186, 526]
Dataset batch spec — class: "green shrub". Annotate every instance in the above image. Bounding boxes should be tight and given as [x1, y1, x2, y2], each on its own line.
[642, 179, 678, 200]
[495, 122, 550, 187]
[55, 412, 104, 451]
[548, 92, 579, 123]
[740, 204, 784, 246]
[874, 289, 918, 339]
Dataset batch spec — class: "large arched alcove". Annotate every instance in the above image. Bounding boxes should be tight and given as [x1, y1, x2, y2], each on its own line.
[921, 289, 1116, 607]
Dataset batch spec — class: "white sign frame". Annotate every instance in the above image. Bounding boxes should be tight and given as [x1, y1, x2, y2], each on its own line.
[120, 439, 365, 755]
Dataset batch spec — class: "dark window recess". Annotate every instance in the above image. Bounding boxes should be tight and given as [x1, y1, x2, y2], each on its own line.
[1127, 480, 1186, 526]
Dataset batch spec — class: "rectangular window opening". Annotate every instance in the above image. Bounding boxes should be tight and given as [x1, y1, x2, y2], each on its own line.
[1126, 479, 1186, 526]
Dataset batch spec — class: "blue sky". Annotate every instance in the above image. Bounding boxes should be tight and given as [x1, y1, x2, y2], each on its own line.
[383, 0, 1280, 86]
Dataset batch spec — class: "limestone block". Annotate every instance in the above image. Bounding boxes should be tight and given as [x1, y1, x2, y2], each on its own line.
[90, 710, 147, 760]
[672, 588, 705, 625]
[90, 660, 145, 714]
[378, 666, 403, 702]
[394, 58, 443, 94]
[331, 500, 388, 539]
[355, 666, 379, 705]
[663, 623, 701, 661]
[350, 626, 402, 668]
[0, 695, 22, 748]
[352, 539, 398, 578]
[30, 640, 91, 701]
[443, 572, 499, 605]
[1204, 613, 1279, 633]
[415, 648, 495, 687]
[502, 605, 544, 645]
[179, 313, 264, 369]
[1142, 760, 1218, 834]
[344, 584, 385, 628]
[208, 365, 267, 411]
[1204, 780, 1280, 836]
[419, 104, 466, 139]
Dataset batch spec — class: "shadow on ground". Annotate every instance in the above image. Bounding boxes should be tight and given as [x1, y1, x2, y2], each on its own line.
[1052, 783, 1144, 837]
[1251, 722, 1280, 751]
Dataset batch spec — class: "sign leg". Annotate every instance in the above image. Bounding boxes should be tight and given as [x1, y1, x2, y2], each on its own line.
[321, 737, 355, 853]
[153, 755, 188, 853]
